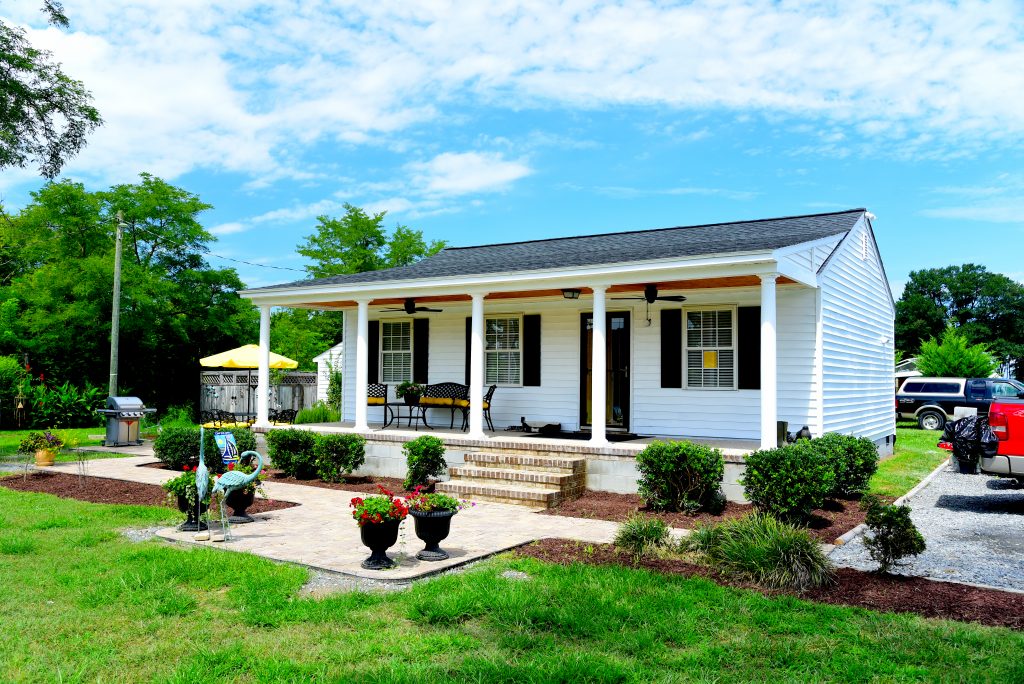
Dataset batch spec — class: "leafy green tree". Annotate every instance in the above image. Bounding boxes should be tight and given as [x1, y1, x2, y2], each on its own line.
[916, 328, 997, 378]
[269, 308, 333, 371]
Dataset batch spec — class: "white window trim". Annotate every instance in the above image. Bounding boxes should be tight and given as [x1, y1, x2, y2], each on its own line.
[485, 313, 523, 387]
[379, 319, 413, 384]
[683, 305, 738, 391]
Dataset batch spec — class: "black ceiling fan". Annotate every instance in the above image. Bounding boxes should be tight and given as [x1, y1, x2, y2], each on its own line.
[611, 284, 687, 304]
[382, 298, 444, 314]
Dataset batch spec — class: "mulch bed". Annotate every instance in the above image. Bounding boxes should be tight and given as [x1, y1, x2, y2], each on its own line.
[516, 538, 1024, 631]
[541, 490, 883, 543]
[0, 471, 297, 514]
[141, 460, 409, 495]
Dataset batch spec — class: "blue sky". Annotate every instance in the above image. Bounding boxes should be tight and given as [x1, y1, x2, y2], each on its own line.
[3, 1, 1023, 294]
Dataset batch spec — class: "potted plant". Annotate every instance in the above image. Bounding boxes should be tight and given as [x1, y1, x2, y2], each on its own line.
[395, 381, 424, 406]
[162, 465, 214, 531]
[350, 485, 409, 570]
[18, 431, 64, 466]
[221, 459, 267, 524]
[405, 487, 472, 561]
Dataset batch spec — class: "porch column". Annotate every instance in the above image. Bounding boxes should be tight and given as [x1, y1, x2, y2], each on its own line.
[760, 274, 778, 449]
[255, 305, 271, 427]
[468, 292, 487, 439]
[354, 299, 370, 432]
[590, 285, 607, 446]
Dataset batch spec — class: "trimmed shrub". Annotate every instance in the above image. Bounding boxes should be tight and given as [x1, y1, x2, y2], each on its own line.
[685, 513, 835, 590]
[635, 440, 725, 513]
[313, 433, 367, 482]
[813, 432, 879, 497]
[154, 426, 256, 473]
[294, 401, 340, 425]
[265, 428, 318, 478]
[403, 435, 447, 490]
[614, 514, 670, 558]
[862, 495, 926, 573]
[741, 441, 836, 523]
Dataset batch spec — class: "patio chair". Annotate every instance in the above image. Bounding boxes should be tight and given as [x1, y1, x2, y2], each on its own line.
[274, 408, 297, 425]
[368, 383, 389, 426]
[459, 385, 497, 432]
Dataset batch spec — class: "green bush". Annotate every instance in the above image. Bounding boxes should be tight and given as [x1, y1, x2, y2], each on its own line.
[685, 513, 834, 590]
[741, 441, 836, 523]
[313, 433, 367, 482]
[159, 405, 195, 428]
[154, 426, 256, 473]
[813, 433, 879, 497]
[403, 435, 447, 490]
[862, 495, 926, 573]
[326, 365, 343, 409]
[24, 381, 104, 428]
[614, 514, 670, 558]
[0, 356, 27, 428]
[265, 428, 318, 478]
[635, 440, 725, 513]
[294, 401, 340, 424]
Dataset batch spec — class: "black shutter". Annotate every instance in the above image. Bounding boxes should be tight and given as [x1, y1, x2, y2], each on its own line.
[413, 318, 429, 384]
[738, 306, 761, 390]
[523, 314, 541, 386]
[661, 309, 682, 388]
[464, 317, 472, 384]
[368, 320, 379, 383]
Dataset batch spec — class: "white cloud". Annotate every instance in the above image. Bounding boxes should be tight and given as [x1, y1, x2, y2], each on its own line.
[209, 222, 247, 236]
[406, 151, 532, 196]
[921, 173, 1024, 224]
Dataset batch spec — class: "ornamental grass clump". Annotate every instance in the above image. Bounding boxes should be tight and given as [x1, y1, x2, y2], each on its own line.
[685, 513, 835, 590]
[862, 495, 926, 574]
[812, 432, 879, 497]
[614, 514, 671, 559]
[350, 485, 409, 526]
[636, 440, 726, 513]
[741, 440, 836, 524]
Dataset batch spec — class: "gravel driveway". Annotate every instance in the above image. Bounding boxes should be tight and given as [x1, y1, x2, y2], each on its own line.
[830, 462, 1024, 591]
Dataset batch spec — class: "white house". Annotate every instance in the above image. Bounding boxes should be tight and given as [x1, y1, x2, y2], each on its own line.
[312, 341, 344, 406]
[240, 209, 895, 502]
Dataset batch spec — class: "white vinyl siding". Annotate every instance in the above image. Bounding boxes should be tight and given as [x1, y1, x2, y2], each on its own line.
[685, 308, 736, 389]
[380, 321, 412, 383]
[485, 316, 522, 386]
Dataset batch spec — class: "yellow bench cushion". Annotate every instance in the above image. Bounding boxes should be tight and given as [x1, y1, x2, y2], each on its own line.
[419, 396, 455, 407]
[367, 397, 385, 405]
[452, 399, 488, 409]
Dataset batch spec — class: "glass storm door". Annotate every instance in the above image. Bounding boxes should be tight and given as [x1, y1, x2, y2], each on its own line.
[580, 312, 630, 430]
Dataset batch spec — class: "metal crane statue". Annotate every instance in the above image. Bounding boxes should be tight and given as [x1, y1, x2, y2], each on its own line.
[211, 448, 264, 541]
[193, 427, 211, 540]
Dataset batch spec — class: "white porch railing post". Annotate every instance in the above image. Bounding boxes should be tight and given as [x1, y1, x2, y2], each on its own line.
[468, 292, 487, 438]
[760, 274, 778, 449]
[590, 285, 607, 446]
[256, 305, 271, 427]
[354, 299, 370, 431]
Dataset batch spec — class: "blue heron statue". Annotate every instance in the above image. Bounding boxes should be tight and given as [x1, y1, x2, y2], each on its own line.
[211, 449, 264, 541]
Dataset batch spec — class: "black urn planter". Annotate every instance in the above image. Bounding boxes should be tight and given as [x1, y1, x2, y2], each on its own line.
[225, 488, 256, 524]
[403, 394, 420, 406]
[359, 518, 402, 570]
[409, 509, 457, 561]
[176, 494, 209, 532]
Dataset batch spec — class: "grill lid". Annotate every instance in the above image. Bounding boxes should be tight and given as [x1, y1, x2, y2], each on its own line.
[106, 396, 146, 411]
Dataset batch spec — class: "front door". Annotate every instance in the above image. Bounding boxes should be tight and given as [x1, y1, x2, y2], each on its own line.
[580, 312, 630, 430]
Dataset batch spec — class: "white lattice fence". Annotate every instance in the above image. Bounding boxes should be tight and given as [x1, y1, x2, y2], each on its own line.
[200, 371, 317, 414]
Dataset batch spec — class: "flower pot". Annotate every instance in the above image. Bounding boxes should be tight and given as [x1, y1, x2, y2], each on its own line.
[225, 488, 256, 524]
[403, 394, 420, 406]
[359, 518, 402, 569]
[409, 509, 456, 561]
[34, 449, 56, 467]
[176, 494, 209, 532]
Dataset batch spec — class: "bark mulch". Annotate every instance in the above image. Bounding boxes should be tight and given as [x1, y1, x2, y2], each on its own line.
[516, 538, 1024, 631]
[0, 471, 297, 514]
[541, 490, 883, 543]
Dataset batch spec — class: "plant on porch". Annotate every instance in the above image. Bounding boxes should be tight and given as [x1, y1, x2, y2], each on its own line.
[403, 435, 447, 490]
[635, 440, 725, 514]
[395, 381, 425, 404]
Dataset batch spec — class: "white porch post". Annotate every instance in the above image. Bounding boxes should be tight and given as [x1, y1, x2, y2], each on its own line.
[590, 285, 607, 446]
[760, 274, 778, 449]
[468, 292, 487, 438]
[354, 299, 370, 431]
[256, 305, 271, 427]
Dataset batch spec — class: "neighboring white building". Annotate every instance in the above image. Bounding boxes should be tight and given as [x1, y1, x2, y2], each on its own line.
[312, 341, 344, 410]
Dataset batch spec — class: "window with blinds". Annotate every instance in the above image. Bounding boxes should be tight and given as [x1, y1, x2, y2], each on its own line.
[485, 316, 521, 385]
[685, 308, 736, 389]
[380, 321, 412, 383]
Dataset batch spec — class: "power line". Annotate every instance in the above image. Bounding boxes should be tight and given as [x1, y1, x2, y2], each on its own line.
[124, 221, 307, 273]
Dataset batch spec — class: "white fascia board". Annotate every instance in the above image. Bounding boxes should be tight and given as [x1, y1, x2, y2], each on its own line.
[239, 251, 783, 307]
[774, 260, 819, 288]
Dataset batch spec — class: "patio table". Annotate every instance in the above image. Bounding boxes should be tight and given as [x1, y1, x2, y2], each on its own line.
[384, 401, 431, 430]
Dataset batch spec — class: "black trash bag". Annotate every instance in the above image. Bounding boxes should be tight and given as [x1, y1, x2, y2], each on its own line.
[941, 416, 998, 474]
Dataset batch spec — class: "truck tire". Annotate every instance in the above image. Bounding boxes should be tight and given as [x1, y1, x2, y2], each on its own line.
[918, 409, 946, 431]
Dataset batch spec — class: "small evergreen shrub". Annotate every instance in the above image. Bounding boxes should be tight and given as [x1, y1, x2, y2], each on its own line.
[265, 428, 318, 478]
[813, 433, 879, 497]
[741, 441, 836, 523]
[313, 433, 367, 482]
[614, 514, 670, 558]
[685, 513, 835, 590]
[154, 426, 255, 473]
[403, 435, 447, 490]
[294, 401, 340, 424]
[635, 440, 725, 513]
[862, 495, 926, 573]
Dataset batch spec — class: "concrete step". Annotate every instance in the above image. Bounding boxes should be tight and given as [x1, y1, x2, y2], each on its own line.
[448, 465, 578, 489]
[464, 452, 586, 474]
[436, 480, 562, 507]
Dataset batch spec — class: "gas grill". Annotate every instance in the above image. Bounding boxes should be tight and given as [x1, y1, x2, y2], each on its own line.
[97, 396, 156, 446]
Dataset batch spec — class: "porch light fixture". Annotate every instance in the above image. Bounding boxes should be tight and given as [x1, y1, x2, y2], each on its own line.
[561, 289, 581, 300]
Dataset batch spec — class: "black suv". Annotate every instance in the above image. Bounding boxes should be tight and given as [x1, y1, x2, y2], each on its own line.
[896, 377, 1024, 430]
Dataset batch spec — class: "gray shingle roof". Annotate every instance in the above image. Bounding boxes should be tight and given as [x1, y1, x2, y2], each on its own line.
[252, 209, 864, 291]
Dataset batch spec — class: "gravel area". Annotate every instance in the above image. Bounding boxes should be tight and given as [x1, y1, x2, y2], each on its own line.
[298, 570, 412, 597]
[831, 463, 1024, 591]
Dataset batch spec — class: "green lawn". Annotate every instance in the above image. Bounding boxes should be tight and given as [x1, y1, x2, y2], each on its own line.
[0, 428, 123, 463]
[0, 488, 1021, 682]
[869, 423, 950, 499]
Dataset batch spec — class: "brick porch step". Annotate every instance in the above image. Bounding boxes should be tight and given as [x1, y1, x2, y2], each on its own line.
[436, 480, 562, 507]
[448, 466, 577, 489]
[463, 452, 586, 474]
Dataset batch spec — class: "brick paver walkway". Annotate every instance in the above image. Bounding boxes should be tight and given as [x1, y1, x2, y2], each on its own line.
[45, 454, 632, 580]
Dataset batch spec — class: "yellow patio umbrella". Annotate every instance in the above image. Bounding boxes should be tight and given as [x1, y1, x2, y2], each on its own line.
[200, 344, 298, 417]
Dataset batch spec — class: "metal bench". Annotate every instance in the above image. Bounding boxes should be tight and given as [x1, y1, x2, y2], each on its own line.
[419, 382, 470, 429]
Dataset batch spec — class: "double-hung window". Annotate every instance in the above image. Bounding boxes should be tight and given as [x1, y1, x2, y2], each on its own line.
[485, 316, 521, 385]
[380, 321, 412, 383]
[685, 308, 736, 389]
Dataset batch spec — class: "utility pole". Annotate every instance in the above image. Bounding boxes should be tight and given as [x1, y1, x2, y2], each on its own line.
[108, 211, 125, 397]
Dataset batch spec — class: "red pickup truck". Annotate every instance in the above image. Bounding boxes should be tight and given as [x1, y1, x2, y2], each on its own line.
[939, 398, 1024, 483]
